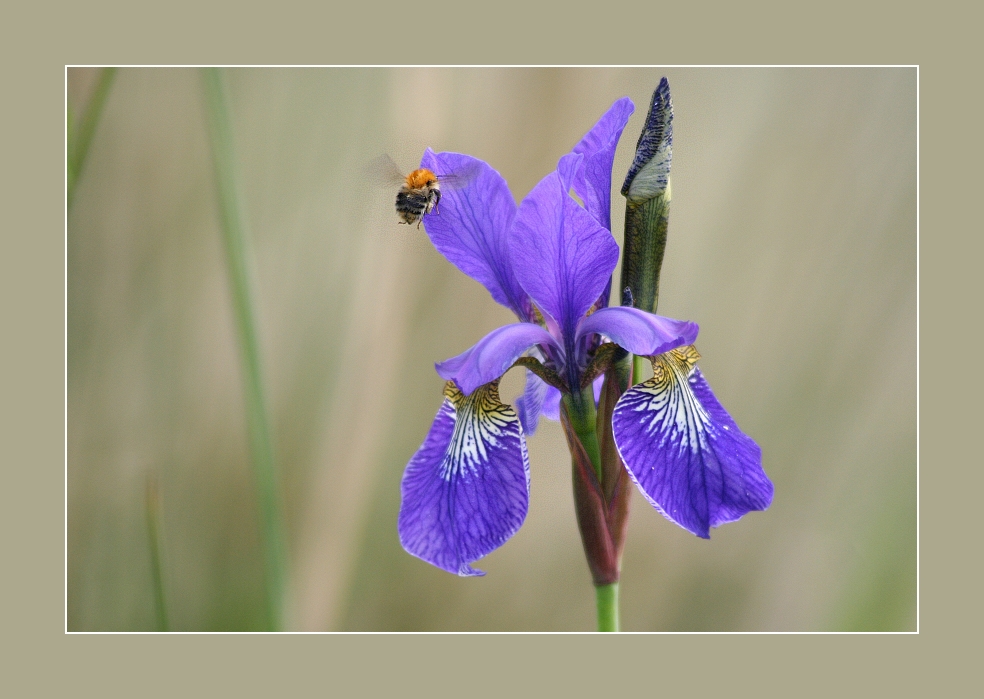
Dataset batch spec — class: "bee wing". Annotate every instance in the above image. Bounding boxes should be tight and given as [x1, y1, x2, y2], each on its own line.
[364, 154, 408, 188]
[435, 159, 483, 191]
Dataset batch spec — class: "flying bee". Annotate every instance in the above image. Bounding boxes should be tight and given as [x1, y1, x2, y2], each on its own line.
[395, 167, 442, 227]
[367, 154, 478, 228]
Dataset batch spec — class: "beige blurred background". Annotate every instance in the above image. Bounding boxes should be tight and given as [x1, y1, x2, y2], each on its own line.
[67, 67, 915, 631]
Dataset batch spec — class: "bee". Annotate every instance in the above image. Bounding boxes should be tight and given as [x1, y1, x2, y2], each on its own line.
[367, 154, 477, 228]
[395, 167, 442, 227]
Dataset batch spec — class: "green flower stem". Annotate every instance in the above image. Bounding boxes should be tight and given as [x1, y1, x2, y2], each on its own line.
[565, 387, 620, 630]
[144, 476, 169, 632]
[563, 387, 603, 481]
[201, 68, 287, 631]
[67, 67, 117, 210]
[595, 583, 619, 631]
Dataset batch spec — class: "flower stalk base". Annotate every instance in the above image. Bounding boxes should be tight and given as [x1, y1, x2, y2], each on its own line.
[595, 583, 619, 631]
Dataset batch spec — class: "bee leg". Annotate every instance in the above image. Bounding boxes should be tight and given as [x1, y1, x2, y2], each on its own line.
[432, 188, 442, 215]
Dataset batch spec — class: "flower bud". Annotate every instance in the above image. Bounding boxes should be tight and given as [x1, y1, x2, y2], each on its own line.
[619, 77, 673, 314]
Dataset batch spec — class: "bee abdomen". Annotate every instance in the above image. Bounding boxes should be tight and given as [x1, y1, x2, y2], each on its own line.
[395, 187, 437, 225]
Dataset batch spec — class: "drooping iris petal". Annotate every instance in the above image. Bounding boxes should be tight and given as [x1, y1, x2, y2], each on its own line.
[510, 162, 620, 342]
[420, 149, 531, 321]
[576, 306, 698, 356]
[571, 97, 635, 230]
[515, 369, 549, 436]
[435, 322, 561, 396]
[612, 346, 773, 538]
[399, 381, 530, 576]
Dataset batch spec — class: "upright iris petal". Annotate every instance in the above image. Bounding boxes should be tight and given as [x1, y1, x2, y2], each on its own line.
[571, 96, 635, 231]
[612, 346, 774, 538]
[510, 153, 620, 360]
[569, 97, 634, 311]
[399, 381, 530, 576]
[420, 149, 532, 321]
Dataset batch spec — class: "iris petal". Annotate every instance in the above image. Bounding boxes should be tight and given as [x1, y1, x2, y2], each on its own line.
[420, 150, 531, 320]
[515, 369, 549, 436]
[540, 385, 562, 421]
[571, 97, 635, 230]
[510, 166, 620, 341]
[399, 381, 531, 576]
[612, 346, 773, 538]
[576, 306, 698, 356]
[435, 323, 561, 396]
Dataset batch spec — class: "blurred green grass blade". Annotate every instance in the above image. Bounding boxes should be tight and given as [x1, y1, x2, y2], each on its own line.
[201, 67, 288, 631]
[67, 67, 117, 210]
[145, 476, 170, 632]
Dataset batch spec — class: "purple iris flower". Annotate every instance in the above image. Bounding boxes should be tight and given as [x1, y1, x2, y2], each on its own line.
[398, 98, 772, 576]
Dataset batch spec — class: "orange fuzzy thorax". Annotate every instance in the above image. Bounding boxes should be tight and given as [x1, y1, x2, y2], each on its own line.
[406, 168, 439, 189]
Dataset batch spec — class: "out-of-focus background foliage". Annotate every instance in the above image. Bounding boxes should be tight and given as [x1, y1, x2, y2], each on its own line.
[67, 67, 915, 631]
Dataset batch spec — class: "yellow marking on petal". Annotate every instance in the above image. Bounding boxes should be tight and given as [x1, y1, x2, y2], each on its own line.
[668, 345, 700, 372]
[444, 379, 502, 408]
[652, 362, 666, 384]
[444, 380, 464, 406]
[647, 344, 700, 380]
